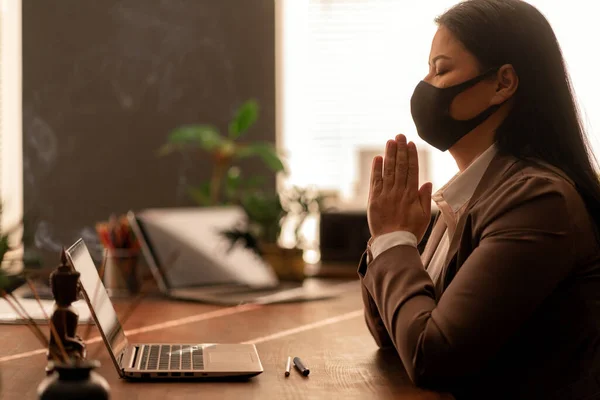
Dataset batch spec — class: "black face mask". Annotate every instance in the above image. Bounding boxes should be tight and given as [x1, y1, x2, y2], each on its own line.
[410, 69, 501, 151]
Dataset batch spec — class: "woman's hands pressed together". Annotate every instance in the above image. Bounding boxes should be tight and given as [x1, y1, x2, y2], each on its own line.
[368, 134, 433, 243]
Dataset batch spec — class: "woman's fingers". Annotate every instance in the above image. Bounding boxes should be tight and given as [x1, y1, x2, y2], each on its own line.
[419, 182, 433, 216]
[406, 141, 420, 195]
[370, 155, 384, 199]
[395, 134, 408, 190]
[374, 135, 419, 199]
[383, 140, 397, 192]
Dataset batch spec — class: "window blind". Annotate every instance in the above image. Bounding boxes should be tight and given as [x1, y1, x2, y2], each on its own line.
[0, 0, 23, 238]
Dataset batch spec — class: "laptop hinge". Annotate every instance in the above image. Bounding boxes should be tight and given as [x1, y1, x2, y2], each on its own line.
[129, 346, 140, 369]
[118, 349, 125, 367]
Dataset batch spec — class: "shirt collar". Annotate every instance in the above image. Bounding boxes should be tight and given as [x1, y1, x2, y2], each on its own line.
[432, 143, 498, 215]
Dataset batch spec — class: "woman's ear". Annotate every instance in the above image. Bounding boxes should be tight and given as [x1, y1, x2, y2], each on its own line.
[491, 64, 518, 105]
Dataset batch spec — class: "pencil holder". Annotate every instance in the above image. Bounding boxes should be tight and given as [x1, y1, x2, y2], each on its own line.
[260, 243, 305, 282]
[102, 248, 141, 297]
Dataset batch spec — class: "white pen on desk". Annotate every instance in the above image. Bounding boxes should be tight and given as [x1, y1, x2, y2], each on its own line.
[285, 356, 291, 377]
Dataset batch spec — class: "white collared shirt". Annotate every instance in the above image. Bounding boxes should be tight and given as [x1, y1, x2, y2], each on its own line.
[370, 144, 498, 284]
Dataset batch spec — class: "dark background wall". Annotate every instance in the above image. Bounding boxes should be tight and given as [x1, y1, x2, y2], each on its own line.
[22, 0, 275, 265]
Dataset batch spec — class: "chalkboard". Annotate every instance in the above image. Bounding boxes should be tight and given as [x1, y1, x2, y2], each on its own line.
[22, 0, 276, 265]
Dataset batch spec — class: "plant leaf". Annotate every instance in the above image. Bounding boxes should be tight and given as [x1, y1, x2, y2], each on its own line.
[224, 167, 242, 199]
[241, 192, 281, 220]
[242, 175, 265, 190]
[235, 143, 285, 172]
[187, 183, 212, 206]
[228, 100, 259, 139]
[0, 235, 10, 264]
[159, 125, 223, 155]
[239, 191, 285, 243]
[1, 274, 25, 295]
[0, 269, 7, 291]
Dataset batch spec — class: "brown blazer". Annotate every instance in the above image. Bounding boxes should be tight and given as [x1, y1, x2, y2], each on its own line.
[359, 152, 600, 400]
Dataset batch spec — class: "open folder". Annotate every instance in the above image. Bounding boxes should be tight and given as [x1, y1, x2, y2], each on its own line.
[0, 297, 92, 324]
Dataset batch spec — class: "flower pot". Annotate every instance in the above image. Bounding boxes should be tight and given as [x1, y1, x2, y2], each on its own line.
[103, 248, 141, 297]
[37, 360, 110, 400]
[260, 242, 305, 282]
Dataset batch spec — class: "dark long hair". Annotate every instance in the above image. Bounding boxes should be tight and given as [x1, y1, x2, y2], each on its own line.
[436, 0, 600, 231]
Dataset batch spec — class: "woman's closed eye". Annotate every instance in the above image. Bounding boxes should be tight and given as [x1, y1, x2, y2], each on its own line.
[434, 62, 451, 76]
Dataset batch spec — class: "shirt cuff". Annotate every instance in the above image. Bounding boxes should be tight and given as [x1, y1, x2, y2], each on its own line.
[371, 231, 418, 260]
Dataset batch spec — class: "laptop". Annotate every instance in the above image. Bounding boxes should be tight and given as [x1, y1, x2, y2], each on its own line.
[127, 207, 338, 305]
[66, 238, 264, 380]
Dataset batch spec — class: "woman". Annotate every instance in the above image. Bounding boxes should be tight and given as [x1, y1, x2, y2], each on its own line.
[360, 0, 600, 399]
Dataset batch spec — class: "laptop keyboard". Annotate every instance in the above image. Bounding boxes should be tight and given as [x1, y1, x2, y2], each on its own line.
[139, 345, 205, 371]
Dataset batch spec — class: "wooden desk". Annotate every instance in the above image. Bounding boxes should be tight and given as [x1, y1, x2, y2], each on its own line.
[0, 281, 452, 399]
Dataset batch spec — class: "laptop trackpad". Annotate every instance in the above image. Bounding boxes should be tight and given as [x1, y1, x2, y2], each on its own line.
[209, 352, 255, 364]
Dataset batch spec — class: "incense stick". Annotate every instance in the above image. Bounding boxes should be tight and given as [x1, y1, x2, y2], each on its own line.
[26, 278, 69, 363]
[1, 293, 46, 346]
[6, 292, 49, 347]
[1, 291, 48, 348]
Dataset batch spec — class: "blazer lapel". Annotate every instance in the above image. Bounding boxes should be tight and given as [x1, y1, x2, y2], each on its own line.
[440, 152, 519, 286]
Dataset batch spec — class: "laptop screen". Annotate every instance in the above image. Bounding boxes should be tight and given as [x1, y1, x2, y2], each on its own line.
[66, 239, 128, 368]
[127, 211, 172, 292]
[132, 207, 279, 289]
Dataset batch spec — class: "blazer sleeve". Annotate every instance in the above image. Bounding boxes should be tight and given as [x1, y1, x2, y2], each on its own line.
[358, 250, 394, 348]
[360, 176, 577, 390]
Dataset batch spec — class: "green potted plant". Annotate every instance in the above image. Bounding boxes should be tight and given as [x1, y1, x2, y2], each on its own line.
[237, 190, 306, 281]
[160, 100, 312, 280]
[233, 186, 330, 282]
[159, 99, 285, 205]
